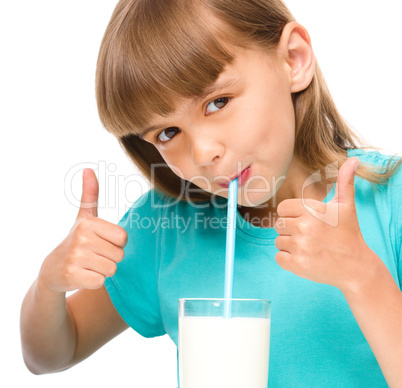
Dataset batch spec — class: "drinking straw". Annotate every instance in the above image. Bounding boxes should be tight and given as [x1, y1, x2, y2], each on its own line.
[224, 178, 238, 318]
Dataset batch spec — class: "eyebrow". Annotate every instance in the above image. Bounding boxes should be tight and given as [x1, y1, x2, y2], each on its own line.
[137, 77, 240, 138]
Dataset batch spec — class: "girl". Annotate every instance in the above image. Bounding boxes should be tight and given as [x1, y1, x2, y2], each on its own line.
[20, 0, 402, 386]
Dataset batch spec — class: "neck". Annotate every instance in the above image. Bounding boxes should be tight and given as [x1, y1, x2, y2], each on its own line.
[238, 157, 335, 228]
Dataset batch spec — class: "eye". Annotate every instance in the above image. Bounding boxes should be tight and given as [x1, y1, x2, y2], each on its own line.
[156, 127, 181, 143]
[206, 97, 230, 115]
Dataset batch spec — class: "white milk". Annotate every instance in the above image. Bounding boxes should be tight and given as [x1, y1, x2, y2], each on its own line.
[179, 316, 270, 388]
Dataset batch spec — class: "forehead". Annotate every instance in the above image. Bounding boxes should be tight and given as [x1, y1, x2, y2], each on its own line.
[97, 0, 289, 140]
[139, 46, 278, 136]
[101, 7, 256, 139]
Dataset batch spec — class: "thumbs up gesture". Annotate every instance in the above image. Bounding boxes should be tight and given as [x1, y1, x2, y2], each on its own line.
[274, 157, 372, 290]
[38, 169, 128, 293]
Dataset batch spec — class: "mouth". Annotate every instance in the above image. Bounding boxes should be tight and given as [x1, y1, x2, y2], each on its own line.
[216, 166, 252, 189]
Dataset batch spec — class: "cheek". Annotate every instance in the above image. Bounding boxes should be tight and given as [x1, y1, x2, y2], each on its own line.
[258, 95, 295, 155]
[159, 148, 208, 188]
[264, 85, 295, 135]
[230, 91, 295, 152]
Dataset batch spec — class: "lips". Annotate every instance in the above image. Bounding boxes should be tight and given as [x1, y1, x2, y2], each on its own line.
[216, 166, 251, 188]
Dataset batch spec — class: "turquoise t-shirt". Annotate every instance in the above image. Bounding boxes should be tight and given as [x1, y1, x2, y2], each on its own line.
[104, 148, 402, 387]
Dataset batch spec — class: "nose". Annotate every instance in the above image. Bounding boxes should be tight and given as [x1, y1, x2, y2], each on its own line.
[190, 133, 225, 167]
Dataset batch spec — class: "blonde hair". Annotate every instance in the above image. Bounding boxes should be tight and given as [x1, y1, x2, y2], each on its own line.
[96, 0, 401, 201]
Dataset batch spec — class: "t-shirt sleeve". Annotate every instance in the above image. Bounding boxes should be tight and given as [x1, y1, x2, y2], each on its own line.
[104, 190, 167, 338]
[388, 156, 402, 288]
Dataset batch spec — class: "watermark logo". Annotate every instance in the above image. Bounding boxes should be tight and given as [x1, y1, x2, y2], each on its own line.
[64, 161, 150, 219]
[301, 160, 339, 227]
[64, 160, 340, 227]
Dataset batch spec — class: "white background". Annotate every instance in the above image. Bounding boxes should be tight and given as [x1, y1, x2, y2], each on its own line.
[1, 1, 401, 387]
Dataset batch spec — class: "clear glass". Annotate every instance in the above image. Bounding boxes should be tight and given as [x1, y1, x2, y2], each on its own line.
[178, 298, 271, 388]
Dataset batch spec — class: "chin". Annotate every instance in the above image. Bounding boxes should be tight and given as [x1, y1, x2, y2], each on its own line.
[237, 191, 275, 208]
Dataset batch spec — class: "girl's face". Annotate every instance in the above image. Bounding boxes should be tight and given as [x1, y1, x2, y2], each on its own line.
[142, 46, 297, 207]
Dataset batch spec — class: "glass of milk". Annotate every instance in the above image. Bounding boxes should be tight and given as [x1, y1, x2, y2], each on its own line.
[178, 298, 271, 388]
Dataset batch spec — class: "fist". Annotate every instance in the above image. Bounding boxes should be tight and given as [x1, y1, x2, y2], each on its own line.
[39, 169, 128, 292]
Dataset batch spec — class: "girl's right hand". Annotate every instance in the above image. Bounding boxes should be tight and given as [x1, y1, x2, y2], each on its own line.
[38, 169, 127, 293]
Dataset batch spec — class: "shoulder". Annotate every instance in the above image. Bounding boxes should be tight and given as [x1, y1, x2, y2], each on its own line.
[348, 149, 402, 260]
[117, 189, 172, 231]
[348, 148, 402, 222]
[348, 148, 401, 169]
[118, 188, 218, 230]
[348, 148, 402, 186]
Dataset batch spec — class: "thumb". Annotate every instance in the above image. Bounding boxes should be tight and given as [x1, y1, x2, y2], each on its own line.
[332, 156, 359, 205]
[77, 168, 99, 219]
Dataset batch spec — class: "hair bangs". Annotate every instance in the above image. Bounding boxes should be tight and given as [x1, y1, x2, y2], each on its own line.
[95, 0, 401, 200]
[96, 0, 238, 138]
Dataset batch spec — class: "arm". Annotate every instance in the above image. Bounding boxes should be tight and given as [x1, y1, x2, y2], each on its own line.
[274, 157, 402, 386]
[341, 250, 402, 387]
[20, 168, 128, 374]
[20, 284, 128, 374]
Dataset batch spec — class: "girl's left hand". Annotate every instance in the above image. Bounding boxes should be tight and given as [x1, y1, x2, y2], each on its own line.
[274, 156, 376, 291]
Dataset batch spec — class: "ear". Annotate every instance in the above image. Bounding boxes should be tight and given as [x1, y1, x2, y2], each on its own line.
[277, 22, 315, 93]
